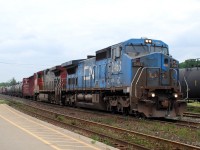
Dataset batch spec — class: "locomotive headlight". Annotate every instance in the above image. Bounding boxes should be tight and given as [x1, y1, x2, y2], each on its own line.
[151, 93, 155, 97]
[148, 39, 152, 44]
[145, 39, 152, 44]
[173, 93, 178, 98]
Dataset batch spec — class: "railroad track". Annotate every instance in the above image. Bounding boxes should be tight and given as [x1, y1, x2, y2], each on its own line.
[184, 112, 200, 119]
[1, 94, 200, 149]
[3, 94, 200, 129]
[1, 94, 200, 129]
[153, 118, 200, 129]
[6, 99, 200, 150]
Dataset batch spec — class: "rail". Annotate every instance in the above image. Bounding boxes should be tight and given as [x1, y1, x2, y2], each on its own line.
[184, 112, 200, 119]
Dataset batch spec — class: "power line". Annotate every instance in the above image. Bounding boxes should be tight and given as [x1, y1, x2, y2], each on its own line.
[0, 61, 48, 66]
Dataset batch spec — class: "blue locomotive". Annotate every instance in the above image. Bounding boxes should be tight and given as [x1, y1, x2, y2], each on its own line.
[61, 38, 186, 118]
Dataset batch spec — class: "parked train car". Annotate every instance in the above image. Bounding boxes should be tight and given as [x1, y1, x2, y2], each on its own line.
[60, 38, 186, 118]
[179, 59, 200, 101]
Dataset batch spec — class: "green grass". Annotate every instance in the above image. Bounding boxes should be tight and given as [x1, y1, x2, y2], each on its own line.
[0, 99, 8, 104]
[197, 130, 200, 139]
[91, 135, 100, 144]
[56, 115, 65, 121]
[187, 101, 200, 107]
[187, 102, 200, 113]
[90, 117, 116, 125]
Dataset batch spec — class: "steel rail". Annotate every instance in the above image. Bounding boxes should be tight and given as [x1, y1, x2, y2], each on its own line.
[184, 112, 200, 119]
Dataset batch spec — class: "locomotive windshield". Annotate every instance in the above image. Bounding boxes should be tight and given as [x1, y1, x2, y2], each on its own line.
[125, 45, 148, 57]
[150, 46, 168, 55]
[125, 45, 169, 57]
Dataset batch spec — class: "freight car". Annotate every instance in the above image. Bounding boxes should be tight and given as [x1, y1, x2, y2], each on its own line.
[2, 38, 187, 118]
[5, 83, 22, 97]
[0, 86, 7, 94]
[179, 58, 200, 101]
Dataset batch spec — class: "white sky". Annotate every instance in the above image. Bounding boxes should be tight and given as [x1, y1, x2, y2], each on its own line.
[0, 0, 199, 82]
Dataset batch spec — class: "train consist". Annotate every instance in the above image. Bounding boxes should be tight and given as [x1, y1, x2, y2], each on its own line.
[0, 38, 187, 118]
[179, 58, 200, 101]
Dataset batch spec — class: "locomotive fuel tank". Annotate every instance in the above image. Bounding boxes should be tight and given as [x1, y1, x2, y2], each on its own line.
[77, 94, 93, 102]
[179, 68, 200, 100]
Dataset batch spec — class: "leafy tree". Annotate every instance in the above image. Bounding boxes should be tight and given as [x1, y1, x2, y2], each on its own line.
[179, 62, 186, 68]
[179, 59, 200, 68]
[9, 77, 17, 85]
[0, 77, 17, 87]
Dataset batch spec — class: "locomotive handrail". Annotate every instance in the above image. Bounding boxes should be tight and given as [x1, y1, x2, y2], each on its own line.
[130, 67, 142, 97]
[178, 81, 181, 92]
[183, 76, 188, 100]
[170, 68, 178, 85]
[135, 67, 160, 98]
[170, 68, 182, 92]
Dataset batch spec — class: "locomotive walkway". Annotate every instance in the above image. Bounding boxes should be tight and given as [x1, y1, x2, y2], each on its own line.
[0, 104, 118, 150]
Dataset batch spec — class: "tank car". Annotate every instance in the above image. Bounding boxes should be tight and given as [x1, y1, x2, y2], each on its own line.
[0, 87, 7, 94]
[6, 83, 23, 97]
[61, 38, 186, 118]
[179, 59, 200, 101]
[6, 86, 11, 95]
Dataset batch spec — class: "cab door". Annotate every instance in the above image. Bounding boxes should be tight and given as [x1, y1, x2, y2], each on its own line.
[110, 45, 122, 87]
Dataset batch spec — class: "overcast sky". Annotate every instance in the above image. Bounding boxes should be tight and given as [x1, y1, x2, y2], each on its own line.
[0, 0, 199, 82]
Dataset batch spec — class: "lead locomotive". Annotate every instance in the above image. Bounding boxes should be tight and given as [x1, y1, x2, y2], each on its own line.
[58, 38, 186, 118]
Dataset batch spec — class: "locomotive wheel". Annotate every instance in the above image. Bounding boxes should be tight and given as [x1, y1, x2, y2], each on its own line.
[122, 107, 129, 116]
[117, 103, 122, 112]
[106, 101, 111, 111]
[134, 112, 146, 118]
[34, 94, 38, 101]
[111, 106, 117, 114]
[61, 98, 65, 106]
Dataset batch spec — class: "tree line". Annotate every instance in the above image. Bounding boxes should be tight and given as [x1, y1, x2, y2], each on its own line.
[0, 78, 17, 87]
[179, 58, 200, 68]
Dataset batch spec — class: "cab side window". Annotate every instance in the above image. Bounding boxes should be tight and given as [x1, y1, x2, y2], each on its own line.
[112, 46, 122, 60]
